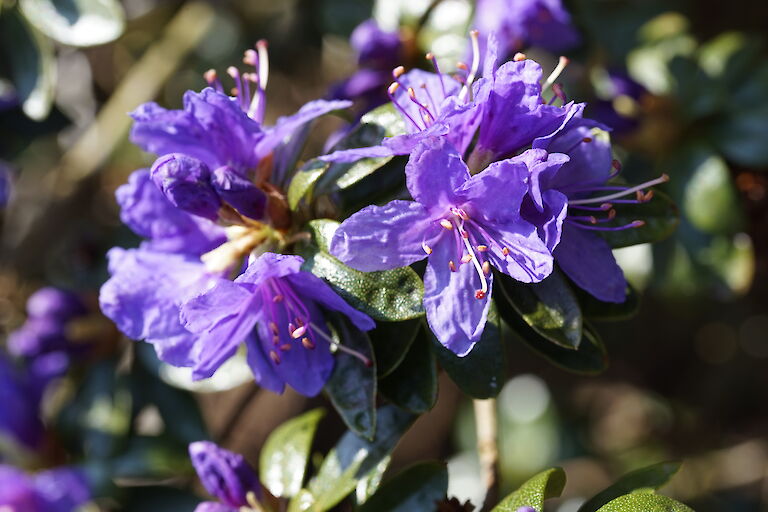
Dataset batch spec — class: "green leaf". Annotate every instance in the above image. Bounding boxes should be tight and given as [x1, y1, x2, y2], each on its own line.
[599, 190, 679, 248]
[493, 467, 566, 511]
[430, 304, 506, 399]
[324, 316, 377, 440]
[300, 220, 424, 321]
[294, 405, 416, 512]
[379, 334, 437, 413]
[355, 456, 391, 505]
[288, 159, 327, 210]
[358, 462, 448, 512]
[713, 106, 768, 167]
[595, 493, 693, 512]
[578, 462, 681, 512]
[0, 11, 56, 120]
[360, 102, 408, 137]
[260, 408, 326, 498]
[370, 318, 421, 378]
[681, 153, 741, 234]
[574, 283, 640, 322]
[497, 271, 582, 349]
[110, 436, 192, 480]
[19, 0, 125, 47]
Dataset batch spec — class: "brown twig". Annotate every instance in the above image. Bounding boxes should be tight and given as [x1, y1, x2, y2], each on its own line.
[474, 398, 499, 512]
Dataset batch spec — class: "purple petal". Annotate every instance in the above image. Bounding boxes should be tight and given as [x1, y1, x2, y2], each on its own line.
[236, 253, 303, 283]
[151, 154, 221, 221]
[116, 169, 225, 255]
[456, 157, 531, 224]
[99, 247, 218, 341]
[521, 189, 569, 252]
[350, 19, 401, 68]
[423, 236, 493, 356]
[33, 467, 90, 512]
[331, 200, 434, 272]
[394, 69, 461, 133]
[555, 226, 626, 302]
[531, 102, 585, 151]
[0, 465, 40, 508]
[244, 331, 286, 394]
[210, 165, 267, 220]
[509, 148, 570, 211]
[181, 282, 261, 380]
[146, 331, 199, 367]
[406, 137, 469, 210]
[484, 221, 554, 283]
[195, 502, 240, 512]
[545, 121, 613, 193]
[257, 99, 352, 158]
[189, 441, 259, 508]
[25, 287, 86, 322]
[319, 144, 399, 164]
[286, 273, 375, 332]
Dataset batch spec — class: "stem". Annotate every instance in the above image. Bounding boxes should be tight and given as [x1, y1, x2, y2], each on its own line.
[474, 398, 499, 511]
[215, 385, 259, 444]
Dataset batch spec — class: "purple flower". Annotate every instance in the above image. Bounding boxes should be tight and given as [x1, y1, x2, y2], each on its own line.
[189, 441, 259, 509]
[331, 138, 556, 355]
[525, 114, 668, 302]
[180, 253, 374, 395]
[516, 508, 537, 512]
[99, 246, 221, 366]
[0, 465, 90, 512]
[0, 161, 13, 207]
[473, 0, 579, 56]
[130, 43, 350, 218]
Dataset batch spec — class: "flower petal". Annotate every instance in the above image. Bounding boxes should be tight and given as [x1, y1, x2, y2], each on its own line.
[236, 253, 303, 283]
[457, 157, 530, 224]
[520, 188, 569, 252]
[331, 200, 434, 271]
[406, 137, 469, 210]
[554, 226, 626, 302]
[484, 221, 554, 283]
[423, 237, 493, 356]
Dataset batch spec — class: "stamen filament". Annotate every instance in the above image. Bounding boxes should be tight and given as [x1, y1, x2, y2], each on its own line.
[460, 227, 488, 294]
[426, 52, 448, 98]
[459, 30, 480, 102]
[310, 322, 372, 366]
[569, 174, 669, 205]
[543, 56, 569, 92]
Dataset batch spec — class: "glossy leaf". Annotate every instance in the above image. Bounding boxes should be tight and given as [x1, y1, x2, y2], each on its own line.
[358, 462, 448, 512]
[110, 436, 191, 480]
[293, 405, 416, 512]
[379, 334, 437, 413]
[430, 304, 505, 399]
[0, 11, 56, 120]
[681, 153, 741, 234]
[355, 456, 391, 505]
[595, 493, 693, 512]
[300, 220, 424, 321]
[369, 318, 421, 378]
[324, 316, 377, 440]
[288, 159, 327, 210]
[599, 190, 679, 248]
[578, 462, 681, 512]
[493, 467, 566, 511]
[19, 0, 125, 47]
[360, 102, 408, 137]
[713, 106, 768, 168]
[260, 408, 326, 498]
[497, 271, 583, 349]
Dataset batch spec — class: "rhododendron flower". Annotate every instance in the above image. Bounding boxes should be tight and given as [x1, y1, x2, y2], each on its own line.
[189, 441, 260, 511]
[331, 138, 557, 355]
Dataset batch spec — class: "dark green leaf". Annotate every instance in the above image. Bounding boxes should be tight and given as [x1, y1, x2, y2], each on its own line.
[355, 456, 391, 505]
[260, 408, 326, 498]
[122, 487, 202, 512]
[596, 493, 693, 512]
[496, 271, 582, 349]
[498, 285, 608, 374]
[288, 159, 327, 210]
[110, 436, 192, 480]
[300, 220, 424, 321]
[324, 316, 377, 440]
[370, 318, 421, 378]
[19, 0, 125, 47]
[713, 106, 768, 167]
[578, 462, 681, 512]
[295, 405, 416, 512]
[574, 283, 640, 322]
[430, 304, 506, 399]
[0, 11, 55, 120]
[492, 467, 566, 511]
[379, 334, 437, 413]
[359, 462, 448, 512]
[599, 190, 679, 248]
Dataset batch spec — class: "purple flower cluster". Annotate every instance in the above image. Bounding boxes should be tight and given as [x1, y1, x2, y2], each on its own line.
[100, 44, 372, 397]
[328, 33, 667, 354]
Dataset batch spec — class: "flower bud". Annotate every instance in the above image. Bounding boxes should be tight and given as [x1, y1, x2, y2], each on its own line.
[151, 154, 221, 220]
[189, 441, 259, 507]
[210, 166, 266, 220]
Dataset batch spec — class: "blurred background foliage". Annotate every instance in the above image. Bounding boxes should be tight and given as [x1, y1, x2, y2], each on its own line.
[1, 0, 767, 510]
